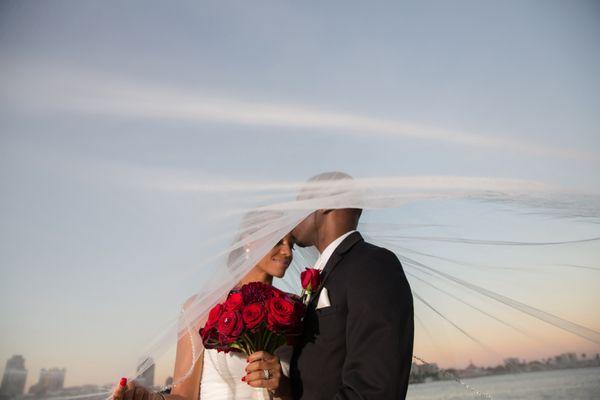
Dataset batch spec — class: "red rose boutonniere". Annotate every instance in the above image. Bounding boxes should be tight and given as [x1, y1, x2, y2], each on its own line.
[300, 268, 322, 303]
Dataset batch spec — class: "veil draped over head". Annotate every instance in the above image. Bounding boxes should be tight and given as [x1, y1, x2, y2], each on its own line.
[122, 172, 598, 399]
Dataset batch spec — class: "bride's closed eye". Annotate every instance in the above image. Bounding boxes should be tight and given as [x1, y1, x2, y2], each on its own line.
[276, 236, 295, 248]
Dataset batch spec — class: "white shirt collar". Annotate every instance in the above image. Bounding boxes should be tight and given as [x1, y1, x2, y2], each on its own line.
[314, 230, 357, 271]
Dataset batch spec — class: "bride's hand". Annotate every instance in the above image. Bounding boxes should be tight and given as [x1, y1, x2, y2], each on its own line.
[244, 351, 288, 394]
[112, 379, 157, 400]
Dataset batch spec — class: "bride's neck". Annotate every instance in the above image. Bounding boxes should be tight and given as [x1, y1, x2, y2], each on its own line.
[238, 266, 273, 287]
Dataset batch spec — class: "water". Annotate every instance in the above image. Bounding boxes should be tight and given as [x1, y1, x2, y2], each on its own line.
[406, 367, 600, 400]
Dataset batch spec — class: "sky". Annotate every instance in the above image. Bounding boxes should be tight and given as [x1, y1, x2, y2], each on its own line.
[1, 0, 599, 391]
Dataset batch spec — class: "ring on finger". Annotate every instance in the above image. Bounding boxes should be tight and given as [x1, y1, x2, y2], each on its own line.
[263, 369, 272, 380]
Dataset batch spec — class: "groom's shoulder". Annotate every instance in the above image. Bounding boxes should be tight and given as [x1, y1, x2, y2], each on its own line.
[353, 239, 402, 267]
[346, 240, 405, 281]
[345, 241, 410, 296]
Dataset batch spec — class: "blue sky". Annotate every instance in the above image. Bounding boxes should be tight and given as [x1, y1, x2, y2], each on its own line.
[1, 0, 599, 389]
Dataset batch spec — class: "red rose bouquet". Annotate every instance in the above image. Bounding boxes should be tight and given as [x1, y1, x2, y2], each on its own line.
[199, 282, 306, 355]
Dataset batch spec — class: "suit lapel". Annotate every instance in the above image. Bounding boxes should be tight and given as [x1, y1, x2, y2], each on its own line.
[309, 231, 363, 307]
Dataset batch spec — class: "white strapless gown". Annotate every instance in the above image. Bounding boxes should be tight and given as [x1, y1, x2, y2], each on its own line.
[199, 347, 292, 400]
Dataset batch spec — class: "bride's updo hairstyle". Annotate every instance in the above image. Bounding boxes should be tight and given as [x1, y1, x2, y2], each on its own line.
[226, 209, 285, 272]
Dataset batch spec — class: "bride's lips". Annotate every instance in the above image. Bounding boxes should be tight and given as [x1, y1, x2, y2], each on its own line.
[272, 257, 291, 267]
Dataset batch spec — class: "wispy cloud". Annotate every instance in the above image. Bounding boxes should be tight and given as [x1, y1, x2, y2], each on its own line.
[6, 139, 567, 197]
[3, 64, 599, 162]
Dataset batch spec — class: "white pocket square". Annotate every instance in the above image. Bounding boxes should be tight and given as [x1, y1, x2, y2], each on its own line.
[316, 287, 332, 309]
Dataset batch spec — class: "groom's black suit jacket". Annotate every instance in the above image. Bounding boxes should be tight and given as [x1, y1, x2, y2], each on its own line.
[290, 232, 414, 400]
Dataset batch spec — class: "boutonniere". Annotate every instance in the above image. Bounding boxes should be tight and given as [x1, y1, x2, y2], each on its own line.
[300, 268, 322, 304]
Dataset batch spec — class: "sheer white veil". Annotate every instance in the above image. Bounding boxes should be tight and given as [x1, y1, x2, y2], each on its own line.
[123, 172, 599, 398]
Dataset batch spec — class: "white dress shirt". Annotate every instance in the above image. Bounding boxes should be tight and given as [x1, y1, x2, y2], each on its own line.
[313, 230, 357, 309]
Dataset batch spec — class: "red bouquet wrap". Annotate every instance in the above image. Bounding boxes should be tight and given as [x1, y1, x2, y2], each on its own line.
[199, 282, 305, 354]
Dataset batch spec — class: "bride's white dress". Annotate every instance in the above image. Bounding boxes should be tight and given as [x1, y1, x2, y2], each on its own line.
[199, 346, 292, 399]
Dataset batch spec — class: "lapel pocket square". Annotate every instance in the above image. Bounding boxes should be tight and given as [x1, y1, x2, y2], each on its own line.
[316, 287, 332, 309]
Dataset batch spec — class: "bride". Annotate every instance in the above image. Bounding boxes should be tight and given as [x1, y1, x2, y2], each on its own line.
[112, 221, 296, 400]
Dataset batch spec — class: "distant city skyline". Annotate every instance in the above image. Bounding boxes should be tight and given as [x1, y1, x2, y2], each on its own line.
[2, 349, 598, 397]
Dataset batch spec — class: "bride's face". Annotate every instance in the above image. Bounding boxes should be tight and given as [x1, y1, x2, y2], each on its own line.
[256, 234, 294, 278]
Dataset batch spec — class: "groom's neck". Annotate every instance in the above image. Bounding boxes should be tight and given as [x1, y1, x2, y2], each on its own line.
[315, 225, 355, 253]
[314, 210, 359, 252]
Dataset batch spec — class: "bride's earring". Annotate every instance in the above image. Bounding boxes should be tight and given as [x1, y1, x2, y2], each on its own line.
[244, 247, 250, 261]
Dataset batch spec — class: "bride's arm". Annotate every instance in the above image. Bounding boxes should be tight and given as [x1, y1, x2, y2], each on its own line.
[113, 296, 204, 400]
[112, 333, 202, 400]
[168, 295, 205, 400]
[168, 328, 203, 400]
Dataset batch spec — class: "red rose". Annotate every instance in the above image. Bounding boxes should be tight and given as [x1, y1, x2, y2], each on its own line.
[217, 309, 244, 342]
[301, 268, 321, 292]
[200, 325, 218, 345]
[241, 282, 275, 304]
[225, 292, 244, 311]
[204, 303, 223, 330]
[266, 295, 304, 332]
[200, 302, 225, 348]
[242, 303, 265, 330]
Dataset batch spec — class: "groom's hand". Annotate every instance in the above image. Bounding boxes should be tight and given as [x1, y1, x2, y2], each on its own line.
[244, 351, 286, 394]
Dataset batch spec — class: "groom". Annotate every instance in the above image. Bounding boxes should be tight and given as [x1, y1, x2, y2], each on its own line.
[289, 172, 414, 400]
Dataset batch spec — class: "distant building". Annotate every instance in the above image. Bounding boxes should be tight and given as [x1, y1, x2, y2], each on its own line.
[0, 355, 28, 399]
[409, 362, 440, 383]
[136, 358, 154, 388]
[28, 367, 66, 396]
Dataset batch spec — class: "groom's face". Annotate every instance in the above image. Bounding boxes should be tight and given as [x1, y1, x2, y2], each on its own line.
[291, 211, 317, 247]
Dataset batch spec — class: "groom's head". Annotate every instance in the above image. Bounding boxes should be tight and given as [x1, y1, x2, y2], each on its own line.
[292, 171, 362, 249]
